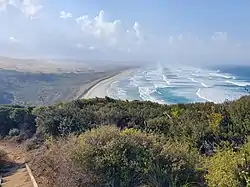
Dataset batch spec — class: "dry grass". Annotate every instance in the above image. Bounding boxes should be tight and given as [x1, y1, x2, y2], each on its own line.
[29, 136, 95, 187]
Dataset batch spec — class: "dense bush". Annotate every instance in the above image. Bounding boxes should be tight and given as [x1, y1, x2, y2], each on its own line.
[30, 136, 88, 187]
[31, 96, 250, 155]
[73, 126, 202, 187]
[31, 126, 203, 187]
[1, 96, 250, 186]
[204, 149, 242, 187]
[0, 105, 36, 139]
[204, 141, 250, 187]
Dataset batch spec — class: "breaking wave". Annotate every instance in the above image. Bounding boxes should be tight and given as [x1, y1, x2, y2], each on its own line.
[106, 64, 250, 104]
[225, 80, 250, 87]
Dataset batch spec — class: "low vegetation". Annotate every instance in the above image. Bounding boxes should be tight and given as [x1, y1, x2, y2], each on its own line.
[0, 69, 119, 105]
[0, 149, 7, 170]
[0, 96, 250, 186]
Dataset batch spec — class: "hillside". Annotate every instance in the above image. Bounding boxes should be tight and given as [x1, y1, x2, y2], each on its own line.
[0, 57, 133, 105]
[0, 96, 250, 186]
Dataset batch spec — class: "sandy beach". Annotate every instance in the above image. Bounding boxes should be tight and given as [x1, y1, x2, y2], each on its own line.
[83, 69, 134, 99]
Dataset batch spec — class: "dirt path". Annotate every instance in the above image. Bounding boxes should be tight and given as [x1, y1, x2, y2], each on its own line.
[0, 142, 33, 187]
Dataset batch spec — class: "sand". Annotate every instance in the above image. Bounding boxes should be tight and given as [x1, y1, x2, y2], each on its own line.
[83, 70, 134, 99]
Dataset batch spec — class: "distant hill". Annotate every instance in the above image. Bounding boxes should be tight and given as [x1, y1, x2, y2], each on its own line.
[0, 57, 133, 105]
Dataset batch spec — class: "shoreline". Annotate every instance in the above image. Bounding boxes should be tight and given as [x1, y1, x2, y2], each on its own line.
[75, 74, 118, 100]
[82, 69, 134, 99]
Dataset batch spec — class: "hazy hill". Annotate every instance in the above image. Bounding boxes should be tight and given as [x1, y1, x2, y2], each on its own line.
[0, 57, 132, 105]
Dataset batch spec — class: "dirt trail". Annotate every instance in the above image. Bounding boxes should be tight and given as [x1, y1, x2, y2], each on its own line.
[0, 142, 33, 187]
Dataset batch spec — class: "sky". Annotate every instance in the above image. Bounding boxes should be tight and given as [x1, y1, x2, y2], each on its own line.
[0, 0, 250, 65]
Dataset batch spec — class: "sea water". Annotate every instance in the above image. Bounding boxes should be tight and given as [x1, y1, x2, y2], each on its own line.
[107, 63, 250, 104]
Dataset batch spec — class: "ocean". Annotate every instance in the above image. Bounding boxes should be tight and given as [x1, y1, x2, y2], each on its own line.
[107, 64, 250, 104]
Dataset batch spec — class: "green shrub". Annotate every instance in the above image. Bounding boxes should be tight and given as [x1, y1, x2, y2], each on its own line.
[204, 149, 243, 187]
[238, 140, 250, 186]
[71, 126, 202, 187]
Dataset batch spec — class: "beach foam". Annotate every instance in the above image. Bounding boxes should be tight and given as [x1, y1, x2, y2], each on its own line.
[225, 80, 250, 87]
[84, 64, 249, 104]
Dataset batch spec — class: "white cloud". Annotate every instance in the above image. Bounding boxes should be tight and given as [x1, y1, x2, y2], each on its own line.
[9, 36, 19, 43]
[76, 10, 144, 50]
[0, 0, 14, 11]
[0, 6, 249, 64]
[20, 0, 43, 19]
[88, 46, 95, 50]
[76, 10, 121, 39]
[168, 36, 174, 44]
[212, 32, 227, 41]
[0, 0, 43, 19]
[0, 0, 7, 11]
[60, 10, 72, 19]
[133, 21, 142, 40]
[76, 43, 84, 49]
[74, 11, 247, 63]
[178, 34, 183, 41]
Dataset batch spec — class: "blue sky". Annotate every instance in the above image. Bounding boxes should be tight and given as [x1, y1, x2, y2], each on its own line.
[0, 0, 250, 65]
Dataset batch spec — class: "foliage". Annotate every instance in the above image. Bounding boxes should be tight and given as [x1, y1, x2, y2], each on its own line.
[29, 136, 89, 187]
[204, 149, 243, 187]
[71, 126, 202, 187]
[208, 112, 223, 134]
[0, 95, 250, 186]
[239, 139, 250, 186]
[204, 139, 250, 187]
[30, 96, 250, 155]
[0, 105, 35, 139]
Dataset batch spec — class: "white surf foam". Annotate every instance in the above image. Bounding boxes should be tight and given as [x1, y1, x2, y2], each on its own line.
[162, 75, 171, 85]
[129, 75, 145, 87]
[188, 77, 199, 83]
[196, 86, 246, 104]
[188, 75, 212, 88]
[109, 64, 248, 104]
[225, 80, 250, 87]
[153, 82, 169, 88]
[196, 88, 213, 102]
[209, 72, 233, 79]
[201, 82, 210, 88]
[138, 86, 165, 104]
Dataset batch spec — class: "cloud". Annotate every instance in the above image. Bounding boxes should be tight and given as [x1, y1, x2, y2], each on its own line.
[20, 0, 43, 19]
[0, 0, 7, 11]
[0, 0, 15, 11]
[76, 43, 84, 49]
[133, 21, 142, 40]
[212, 32, 228, 41]
[178, 34, 183, 41]
[9, 36, 19, 43]
[76, 10, 144, 50]
[76, 11, 121, 42]
[0, 0, 43, 19]
[0, 6, 249, 64]
[60, 10, 72, 19]
[88, 46, 95, 50]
